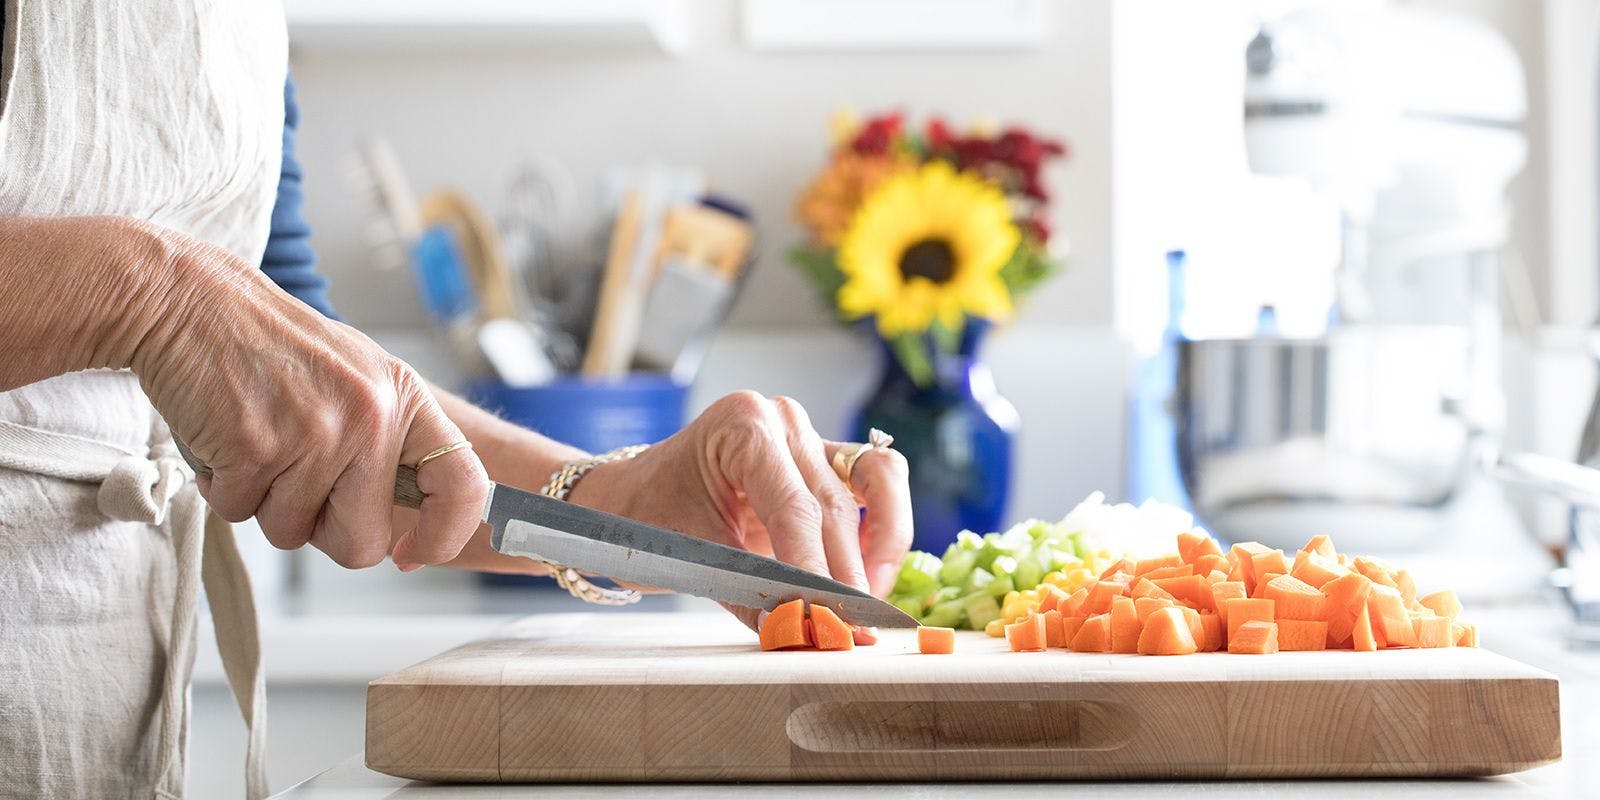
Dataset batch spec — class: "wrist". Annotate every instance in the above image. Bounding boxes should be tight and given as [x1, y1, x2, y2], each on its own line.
[84, 217, 206, 376]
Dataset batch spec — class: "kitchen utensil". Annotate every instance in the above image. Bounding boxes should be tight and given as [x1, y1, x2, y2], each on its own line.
[632, 202, 755, 381]
[580, 189, 646, 377]
[172, 440, 910, 628]
[419, 190, 521, 321]
[365, 614, 1560, 782]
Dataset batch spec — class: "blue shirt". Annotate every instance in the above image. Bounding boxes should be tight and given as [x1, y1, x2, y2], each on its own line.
[262, 78, 338, 319]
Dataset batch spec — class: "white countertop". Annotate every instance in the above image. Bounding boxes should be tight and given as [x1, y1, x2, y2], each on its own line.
[270, 602, 1600, 799]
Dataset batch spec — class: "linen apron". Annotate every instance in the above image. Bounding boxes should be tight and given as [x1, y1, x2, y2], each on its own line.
[0, 1, 287, 797]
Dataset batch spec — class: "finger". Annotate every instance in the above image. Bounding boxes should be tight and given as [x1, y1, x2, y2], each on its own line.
[391, 402, 490, 569]
[255, 458, 344, 553]
[712, 394, 829, 579]
[724, 602, 761, 634]
[770, 396, 869, 593]
[314, 430, 407, 569]
[824, 440, 913, 596]
[199, 463, 278, 523]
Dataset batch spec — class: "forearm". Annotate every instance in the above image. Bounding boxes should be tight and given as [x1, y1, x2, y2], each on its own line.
[427, 382, 588, 573]
[0, 216, 182, 391]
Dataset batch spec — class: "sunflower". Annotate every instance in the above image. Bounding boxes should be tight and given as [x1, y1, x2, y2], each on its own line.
[836, 161, 1019, 337]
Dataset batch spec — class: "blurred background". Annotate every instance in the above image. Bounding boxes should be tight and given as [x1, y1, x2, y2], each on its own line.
[194, 0, 1600, 795]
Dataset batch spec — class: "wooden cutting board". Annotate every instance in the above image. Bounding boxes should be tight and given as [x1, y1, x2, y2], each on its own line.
[365, 613, 1560, 782]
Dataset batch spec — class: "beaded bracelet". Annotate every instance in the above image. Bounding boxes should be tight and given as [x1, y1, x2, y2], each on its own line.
[535, 444, 650, 605]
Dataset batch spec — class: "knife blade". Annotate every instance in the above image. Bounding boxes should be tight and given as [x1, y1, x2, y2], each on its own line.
[173, 439, 915, 628]
[482, 481, 918, 628]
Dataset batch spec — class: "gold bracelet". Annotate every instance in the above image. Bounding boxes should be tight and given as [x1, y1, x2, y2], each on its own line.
[535, 444, 651, 606]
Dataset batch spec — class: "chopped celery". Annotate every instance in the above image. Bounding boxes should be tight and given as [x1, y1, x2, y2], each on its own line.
[984, 574, 1015, 598]
[989, 554, 1018, 579]
[956, 530, 984, 550]
[1013, 555, 1044, 590]
[925, 586, 961, 610]
[890, 595, 924, 620]
[962, 593, 1002, 629]
[963, 567, 995, 595]
[921, 599, 966, 629]
[938, 548, 978, 587]
[894, 551, 942, 596]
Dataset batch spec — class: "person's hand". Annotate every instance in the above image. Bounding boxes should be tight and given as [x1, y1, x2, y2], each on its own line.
[567, 392, 914, 621]
[124, 219, 489, 569]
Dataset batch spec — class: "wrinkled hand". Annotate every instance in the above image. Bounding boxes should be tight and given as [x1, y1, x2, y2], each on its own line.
[568, 392, 914, 624]
[126, 219, 489, 569]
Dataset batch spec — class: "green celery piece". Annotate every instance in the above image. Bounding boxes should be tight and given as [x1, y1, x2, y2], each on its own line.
[956, 530, 984, 551]
[921, 599, 966, 629]
[926, 586, 962, 610]
[985, 574, 1015, 598]
[894, 551, 943, 596]
[1013, 555, 1044, 590]
[962, 593, 1002, 629]
[890, 595, 924, 620]
[989, 554, 1019, 579]
[964, 567, 996, 595]
[939, 549, 979, 588]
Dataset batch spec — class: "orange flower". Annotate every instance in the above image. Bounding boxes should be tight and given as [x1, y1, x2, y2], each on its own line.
[794, 151, 914, 246]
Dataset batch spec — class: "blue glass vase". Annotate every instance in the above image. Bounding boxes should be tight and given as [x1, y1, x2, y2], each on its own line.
[850, 321, 1017, 553]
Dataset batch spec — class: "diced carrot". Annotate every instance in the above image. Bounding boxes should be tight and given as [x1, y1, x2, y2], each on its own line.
[1103, 571, 1136, 589]
[1205, 569, 1229, 585]
[1396, 569, 1418, 608]
[758, 599, 810, 651]
[1211, 581, 1247, 629]
[1130, 577, 1176, 601]
[1352, 602, 1378, 652]
[1197, 612, 1224, 652]
[1261, 574, 1328, 621]
[1192, 553, 1226, 577]
[803, 618, 816, 648]
[1367, 584, 1416, 648]
[1177, 530, 1223, 564]
[1099, 558, 1135, 581]
[1276, 618, 1328, 651]
[1142, 564, 1196, 581]
[1181, 606, 1205, 647]
[1060, 615, 1088, 646]
[917, 626, 956, 654]
[1228, 620, 1279, 654]
[1153, 574, 1215, 611]
[1133, 596, 1174, 624]
[1352, 556, 1398, 588]
[1138, 607, 1199, 655]
[1225, 558, 1248, 587]
[1413, 615, 1454, 648]
[1037, 584, 1069, 614]
[1452, 622, 1479, 648]
[1289, 550, 1348, 589]
[1134, 554, 1184, 576]
[809, 605, 855, 651]
[1005, 613, 1048, 652]
[1061, 587, 1089, 617]
[1225, 597, 1275, 642]
[1110, 596, 1141, 654]
[851, 627, 879, 646]
[1082, 581, 1125, 615]
[1303, 534, 1336, 558]
[1042, 609, 1068, 648]
[1419, 589, 1462, 621]
[1251, 572, 1284, 598]
[1321, 572, 1373, 617]
[1070, 613, 1113, 652]
[1249, 549, 1290, 585]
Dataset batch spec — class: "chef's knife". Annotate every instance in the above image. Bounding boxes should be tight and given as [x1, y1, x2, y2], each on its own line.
[174, 440, 917, 628]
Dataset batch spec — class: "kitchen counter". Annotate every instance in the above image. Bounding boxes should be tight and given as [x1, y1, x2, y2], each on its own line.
[271, 603, 1599, 799]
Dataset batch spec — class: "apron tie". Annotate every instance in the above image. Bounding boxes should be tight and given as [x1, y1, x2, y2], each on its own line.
[0, 418, 269, 800]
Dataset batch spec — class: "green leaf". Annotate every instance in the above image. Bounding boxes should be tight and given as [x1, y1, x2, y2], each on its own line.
[929, 318, 962, 354]
[890, 332, 935, 387]
[998, 242, 1059, 300]
[787, 246, 848, 316]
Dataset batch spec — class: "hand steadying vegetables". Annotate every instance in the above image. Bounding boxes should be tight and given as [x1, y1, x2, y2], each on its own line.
[566, 392, 915, 628]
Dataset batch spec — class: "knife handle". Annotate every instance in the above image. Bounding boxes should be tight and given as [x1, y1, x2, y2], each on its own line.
[174, 438, 426, 510]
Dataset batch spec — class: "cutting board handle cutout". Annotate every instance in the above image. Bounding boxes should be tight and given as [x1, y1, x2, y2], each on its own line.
[786, 700, 1135, 753]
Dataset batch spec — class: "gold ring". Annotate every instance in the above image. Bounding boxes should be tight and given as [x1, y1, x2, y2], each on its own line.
[830, 428, 894, 485]
[416, 440, 472, 470]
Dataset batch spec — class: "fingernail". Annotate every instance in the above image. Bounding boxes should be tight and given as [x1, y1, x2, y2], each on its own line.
[396, 561, 422, 573]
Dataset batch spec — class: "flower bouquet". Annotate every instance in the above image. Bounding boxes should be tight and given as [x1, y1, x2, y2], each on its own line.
[791, 110, 1068, 384]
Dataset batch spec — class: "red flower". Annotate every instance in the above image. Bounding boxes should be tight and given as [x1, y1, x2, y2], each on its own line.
[850, 112, 905, 156]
